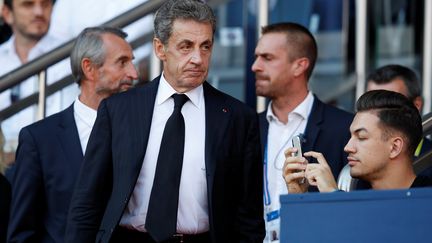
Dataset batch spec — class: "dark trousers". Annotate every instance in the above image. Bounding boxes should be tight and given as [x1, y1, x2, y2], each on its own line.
[110, 226, 211, 243]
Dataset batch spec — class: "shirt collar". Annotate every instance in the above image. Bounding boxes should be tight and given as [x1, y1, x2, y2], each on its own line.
[266, 91, 315, 123]
[74, 96, 97, 125]
[0, 34, 63, 61]
[157, 72, 204, 109]
[0, 36, 16, 55]
[29, 34, 63, 59]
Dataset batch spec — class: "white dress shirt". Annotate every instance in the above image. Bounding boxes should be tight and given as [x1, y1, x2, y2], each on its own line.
[120, 74, 209, 234]
[73, 97, 97, 154]
[0, 34, 79, 152]
[264, 92, 314, 243]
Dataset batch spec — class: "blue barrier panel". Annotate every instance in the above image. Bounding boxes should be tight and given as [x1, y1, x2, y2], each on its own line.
[280, 188, 432, 243]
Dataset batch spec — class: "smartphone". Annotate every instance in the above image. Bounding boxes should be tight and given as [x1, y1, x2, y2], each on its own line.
[292, 135, 306, 184]
[291, 135, 303, 158]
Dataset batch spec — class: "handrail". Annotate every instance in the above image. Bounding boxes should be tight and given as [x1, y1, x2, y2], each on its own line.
[0, 75, 74, 121]
[0, 31, 154, 121]
[0, 0, 164, 93]
[422, 112, 432, 134]
[413, 112, 432, 175]
[413, 149, 432, 175]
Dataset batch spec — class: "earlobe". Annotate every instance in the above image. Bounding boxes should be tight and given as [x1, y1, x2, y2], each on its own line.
[2, 6, 13, 25]
[153, 38, 166, 61]
[389, 137, 403, 159]
[413, 96, 423, 112]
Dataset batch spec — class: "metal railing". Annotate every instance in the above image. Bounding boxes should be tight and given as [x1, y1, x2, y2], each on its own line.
[0, 0, 164, 121]
[413, 114, 432, 175]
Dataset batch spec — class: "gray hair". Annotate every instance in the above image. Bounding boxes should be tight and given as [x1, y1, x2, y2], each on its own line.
[154, 0, 216, 45]
[70, 27, 128, 85]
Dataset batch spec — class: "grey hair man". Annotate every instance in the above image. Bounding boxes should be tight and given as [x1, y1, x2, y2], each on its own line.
[65, 0, 265, 243]
[7, 26, 137, 243]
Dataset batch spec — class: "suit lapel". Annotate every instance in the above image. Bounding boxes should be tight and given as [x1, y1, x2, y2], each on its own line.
[302, 96, 324, 152]
[258, 111, 268, 155]
[203, 82, 232, 193]
[129, 78, 159, 174]
[57, 105, 83, 172]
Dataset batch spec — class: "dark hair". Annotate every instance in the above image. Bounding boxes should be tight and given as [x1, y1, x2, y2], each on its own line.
[154, 0, 216, 46]
[367, 64, 421, 101]
[261, 22, 317, 79]
[70, 27, 127, 85]
[356, 90, 422, 156]
[4, 0, 54, 10]
[4, 0, 12, 9]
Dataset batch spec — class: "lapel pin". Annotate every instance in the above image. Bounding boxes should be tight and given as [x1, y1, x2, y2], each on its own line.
[222, 108, 228, 113]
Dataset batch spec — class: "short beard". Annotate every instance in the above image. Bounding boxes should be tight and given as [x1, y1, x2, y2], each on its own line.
[16, 22, 50, 42]
[22, 32, 45, 42]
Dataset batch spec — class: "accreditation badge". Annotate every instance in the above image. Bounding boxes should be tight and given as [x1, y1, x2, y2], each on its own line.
[264, 209, 280, 243]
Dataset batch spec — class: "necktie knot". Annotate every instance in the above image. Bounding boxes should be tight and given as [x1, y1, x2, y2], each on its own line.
[172, 94, 189, 110]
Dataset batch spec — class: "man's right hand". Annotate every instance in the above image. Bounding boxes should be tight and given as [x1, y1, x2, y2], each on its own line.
[303, 151, 338, 192]
[283, 147, 308, 194]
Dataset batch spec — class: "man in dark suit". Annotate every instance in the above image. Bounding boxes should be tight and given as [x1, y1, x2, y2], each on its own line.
[252, 22, 353, 242]
[65, 1, 264, 243]
[7, 27, 138, 243]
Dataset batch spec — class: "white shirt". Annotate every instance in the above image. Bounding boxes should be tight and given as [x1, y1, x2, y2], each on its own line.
[264, 92, 314, 242]
[120, 74, 209, 234]
[0, 34, 79, 152]
[73, 97, 97, 154]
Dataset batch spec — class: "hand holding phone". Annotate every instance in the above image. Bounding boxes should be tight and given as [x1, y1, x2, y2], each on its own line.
[292, 135, 307, 184]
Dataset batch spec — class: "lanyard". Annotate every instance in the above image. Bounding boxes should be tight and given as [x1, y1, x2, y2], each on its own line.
[263, 143, 271, 206]
[264, 143, 281, 222]
[264, 144, 280, 222]
[263, 118, 304, 207]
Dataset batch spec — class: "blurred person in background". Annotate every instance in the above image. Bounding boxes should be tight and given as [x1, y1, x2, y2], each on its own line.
[0, 0, 79, 166]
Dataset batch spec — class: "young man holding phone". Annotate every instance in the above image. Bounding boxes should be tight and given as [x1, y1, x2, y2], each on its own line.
[283, 90, 432, 192]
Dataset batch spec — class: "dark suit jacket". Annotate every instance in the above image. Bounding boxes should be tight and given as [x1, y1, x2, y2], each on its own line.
[8, 105, 83, 243]
[259, 96, 353, 191]
[417, 138, 432, 178]
[0, 173, 11, 243]
[65, 78, 265, 243]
